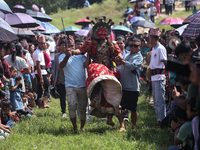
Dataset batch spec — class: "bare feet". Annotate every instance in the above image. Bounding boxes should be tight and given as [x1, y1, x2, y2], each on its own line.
[119, 127, 126, 132]
[90, 100, 97, 108]
[73, 127, 78, 133]
[80, 127, 84, 132]
[155, 121, 161, 128]
[131, 125, 136, 131]
[43, 104, 50, 108]
[107, 120, 115, 127]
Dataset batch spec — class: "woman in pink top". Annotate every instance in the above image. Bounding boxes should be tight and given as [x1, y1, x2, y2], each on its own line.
[154, 0, 161, 15]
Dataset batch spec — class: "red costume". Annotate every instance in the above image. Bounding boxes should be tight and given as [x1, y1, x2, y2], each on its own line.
[80, 20, 122, 117]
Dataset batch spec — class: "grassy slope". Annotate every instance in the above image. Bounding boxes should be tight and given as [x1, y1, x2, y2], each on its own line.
[50, 0, 132, 30]
[50, 0, 194, 32]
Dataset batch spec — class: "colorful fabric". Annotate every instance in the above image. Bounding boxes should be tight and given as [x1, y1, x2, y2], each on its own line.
[86, 63, 122, 116]
[93, 22, 111, 39]
[80, 40, 121, 70]
[44, 52, 51, 67]
[150, 27, 161, 36]
[182, 15, 200, 37]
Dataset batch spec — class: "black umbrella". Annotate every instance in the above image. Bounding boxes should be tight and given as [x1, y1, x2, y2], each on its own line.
[0, 18, 18, 42]
[13, 29, 35, 36]
[27, 11, 52, 22]
[0, 13, 40, 29]
[0, 0, 13, 14]
[132, 20, 157, 28]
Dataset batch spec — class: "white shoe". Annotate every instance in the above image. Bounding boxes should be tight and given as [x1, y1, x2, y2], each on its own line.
[62, 113, 67, 118]
[123, 118, 129, 122]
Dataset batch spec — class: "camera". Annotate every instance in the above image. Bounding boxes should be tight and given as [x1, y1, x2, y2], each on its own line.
[15, 76, 22, 88]
[166, 55, 190, 78]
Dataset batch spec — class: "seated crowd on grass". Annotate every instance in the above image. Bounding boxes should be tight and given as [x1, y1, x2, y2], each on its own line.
[0, 15, 199, 150]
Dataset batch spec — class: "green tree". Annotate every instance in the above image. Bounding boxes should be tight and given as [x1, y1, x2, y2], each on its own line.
[5, 0, 69, 14]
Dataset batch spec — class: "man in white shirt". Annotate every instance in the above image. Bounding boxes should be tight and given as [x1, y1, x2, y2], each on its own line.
[33, 35, 50, 108]
[49, 40, 56, 70]
[149, 28, 167, 128]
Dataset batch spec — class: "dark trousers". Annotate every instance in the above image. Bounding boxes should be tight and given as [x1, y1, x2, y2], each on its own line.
[167, 5, 173, 15]
[150, 15, 155, 23]
[36, 74, 50, 100]
[57, 83, 66, 114]
[165, 4, 168, 14]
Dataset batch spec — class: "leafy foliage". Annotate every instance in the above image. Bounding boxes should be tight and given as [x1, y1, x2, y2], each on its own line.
[5, 0, 103, 14]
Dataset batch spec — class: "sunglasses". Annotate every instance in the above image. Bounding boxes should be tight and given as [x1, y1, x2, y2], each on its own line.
[130, 44, 140, 48]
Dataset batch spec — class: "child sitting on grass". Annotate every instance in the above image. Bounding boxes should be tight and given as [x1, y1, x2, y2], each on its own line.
[0, 99, 13, 138]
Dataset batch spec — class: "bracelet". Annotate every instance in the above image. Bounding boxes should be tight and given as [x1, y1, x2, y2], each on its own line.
[72, 50, 75, 56]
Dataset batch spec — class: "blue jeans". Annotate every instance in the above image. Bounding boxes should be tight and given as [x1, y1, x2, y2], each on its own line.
[168, 146, 182, 150]
[152, 79, 166, 122]
[6, 118, 14, 129]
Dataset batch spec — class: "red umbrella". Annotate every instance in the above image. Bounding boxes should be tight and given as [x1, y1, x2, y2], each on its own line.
[75, 19, 91, 26]
[158, 17, 185, 25]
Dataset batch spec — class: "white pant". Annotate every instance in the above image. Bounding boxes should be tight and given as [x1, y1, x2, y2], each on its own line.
[66, 87, 88, 120]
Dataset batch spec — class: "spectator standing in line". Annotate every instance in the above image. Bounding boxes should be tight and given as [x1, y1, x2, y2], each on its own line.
[154, 0, 161, 16]
[84, 0, 90, 7]
[150, 4, 157, 23]
[166, 0, 174, 15]
[4, 44, 30, 94]
[134, 2, 140, 16]
[52, 39, 67, 118]
[149, 28, 167, 128]
[48, 38, 56, 72]
[185, 1, 190, 11]
[33, 35, 50, 108]
[123, 19, 131, 28]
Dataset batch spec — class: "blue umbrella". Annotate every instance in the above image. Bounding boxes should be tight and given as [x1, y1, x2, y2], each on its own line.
[0, 0, 12, 14]
[0, 18, 18, 41]
[37, 20, 60, 34]
[130, 16, 145, 23]
[148, 0, 154, 2]
[112, 25, 133, 33]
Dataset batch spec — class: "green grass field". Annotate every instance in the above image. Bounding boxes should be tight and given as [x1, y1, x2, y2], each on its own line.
[0, 90, 173, 150]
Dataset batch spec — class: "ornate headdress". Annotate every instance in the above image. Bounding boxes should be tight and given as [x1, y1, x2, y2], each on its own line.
[92, 18, 114, 39]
